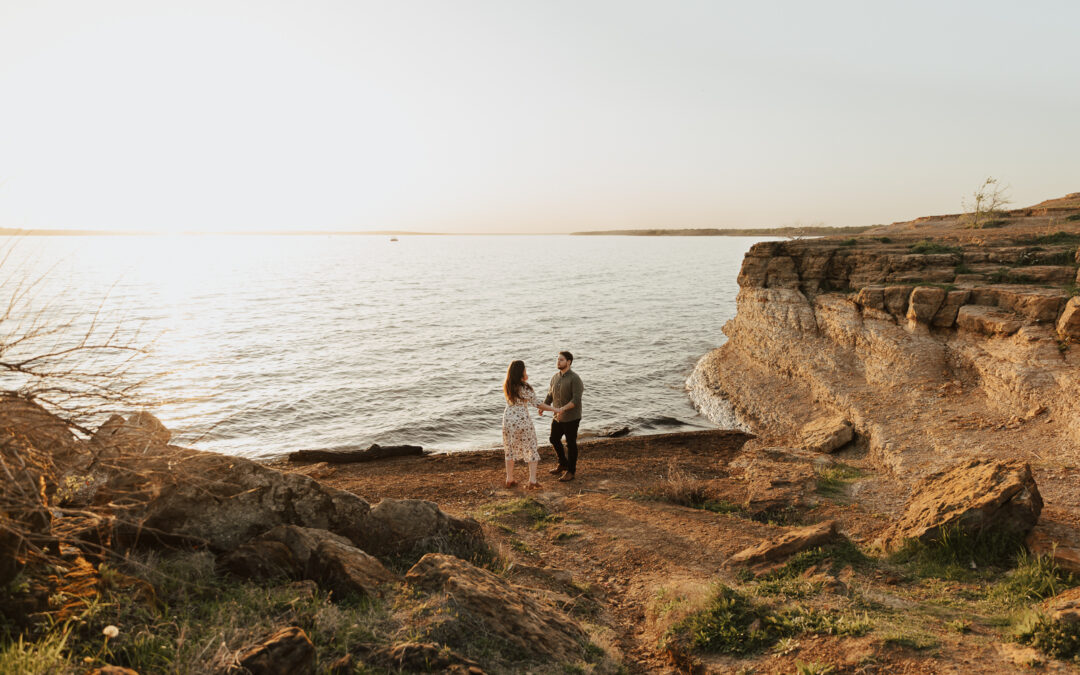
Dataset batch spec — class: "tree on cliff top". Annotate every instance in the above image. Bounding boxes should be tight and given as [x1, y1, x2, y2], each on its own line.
[961, 177, 1012, 229]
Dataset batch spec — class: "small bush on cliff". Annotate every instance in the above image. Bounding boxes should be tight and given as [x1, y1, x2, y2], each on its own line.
[908, 240, 962, 255]
[960, 176, 1012, 229]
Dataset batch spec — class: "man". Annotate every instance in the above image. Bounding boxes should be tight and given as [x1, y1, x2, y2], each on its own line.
[543, 350, 584, 482]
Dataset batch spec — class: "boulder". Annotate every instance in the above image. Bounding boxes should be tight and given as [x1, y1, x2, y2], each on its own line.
[361, 498, 483, 558]
[855, 286, 885, 312]
[405, 553, 587, 663]
[956, 305, 1022, 336]
[369, 641, 486, 674]
[905, 287, 947, 324]
[233, 626, 315, 675]
[1057, 297, 1080, 340]
[0, 395, 83, 469]
[730, 520, 841, 571]
[800, 417, 854, 454]
[879, 459, 1042, 552]
[92, 412, 171, 454]
[220, 525, 398, 597]
[114, 448, 373, 551]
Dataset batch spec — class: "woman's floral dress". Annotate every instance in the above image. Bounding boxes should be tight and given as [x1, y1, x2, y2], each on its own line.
[502, 386, 541, 462]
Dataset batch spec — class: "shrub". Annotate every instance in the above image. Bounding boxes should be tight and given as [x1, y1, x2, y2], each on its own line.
[908, 240, 962, 255]
[838, 238, 857, 247]
[1014, 611, 1080, 659]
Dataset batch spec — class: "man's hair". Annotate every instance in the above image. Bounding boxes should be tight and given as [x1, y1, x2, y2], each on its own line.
[559, 350, 573, 364]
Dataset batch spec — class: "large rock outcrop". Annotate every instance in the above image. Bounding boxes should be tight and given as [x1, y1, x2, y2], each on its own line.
[878, 459, 1042, 552]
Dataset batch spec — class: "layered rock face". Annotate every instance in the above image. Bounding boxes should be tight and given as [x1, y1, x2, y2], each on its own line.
[692, 237, 1080, 475]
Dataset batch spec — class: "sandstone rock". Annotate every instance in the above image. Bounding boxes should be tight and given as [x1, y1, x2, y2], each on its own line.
[369, 641, 486, 674]
[405, 553, 587, 663]
[888, 268, 956, 284]
[234, 626, 315, 675]
[765, 256, 800, 289]
[1026, 522, 1080, 575]
[956, 305, 1022, 336]
[218, 539, 300, 580]
[1043, 586, 1080, 624]
[880, 459, 1042, 552]
[1058, 297, 1080, 340]
[223, 525, 399, 597]
[730, 520, 840, 570]
[996, 288, 1067, 323]
[883, 285, 914, 317]
[361, 498, 483, 558]
[905, 286, 947, 324]
[1006, 265, 1077, 285]
[931, 289, 971, 327]
[855, 286, 885, 311]
[800, 417, 853, 454]
[116, 449, 374, 551]
[92, 411, 171, 454]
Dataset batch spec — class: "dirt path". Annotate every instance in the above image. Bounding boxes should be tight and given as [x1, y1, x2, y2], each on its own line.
[271, 430, 1079, 674]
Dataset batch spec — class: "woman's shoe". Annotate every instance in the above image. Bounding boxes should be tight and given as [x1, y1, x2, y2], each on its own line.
[505, 480, 518, 488]
[525, 481, 542, 491]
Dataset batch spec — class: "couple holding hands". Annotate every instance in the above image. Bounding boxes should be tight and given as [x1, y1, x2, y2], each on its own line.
[501, 351, 584, 490]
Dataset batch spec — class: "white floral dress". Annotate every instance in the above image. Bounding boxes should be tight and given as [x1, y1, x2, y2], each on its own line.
[502, 386, 541, 462]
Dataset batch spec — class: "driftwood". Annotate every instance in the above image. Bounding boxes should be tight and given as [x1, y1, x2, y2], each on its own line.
[287, 443, 424, 464]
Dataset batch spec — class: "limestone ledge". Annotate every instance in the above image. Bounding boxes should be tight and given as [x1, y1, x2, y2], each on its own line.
[692, 240, 1080, 477]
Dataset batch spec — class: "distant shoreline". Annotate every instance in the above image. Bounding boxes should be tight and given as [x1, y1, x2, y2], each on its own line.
[571, 226, 872, 236]
[0, 226, 872, 237]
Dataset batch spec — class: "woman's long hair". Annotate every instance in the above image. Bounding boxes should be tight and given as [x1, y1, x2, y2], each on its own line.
[503, 360, 532, 403]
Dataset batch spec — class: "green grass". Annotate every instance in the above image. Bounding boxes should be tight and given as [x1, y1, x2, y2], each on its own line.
[1014, 610, 1080, 660]
[981, 219, 1010, 228]
[815, 463, 864, 499]
[955, 262, 974, 275]
[1, 551, 397, 673]
[1066, 214, 1080, 222]
[888, 525, 1026, 580]
[873, 236, 893, 243]
[838, 238, 857, 247]
[908, 240, 963, 255]
[880, 630, 939, 651]
[484, 497, 562, 531]
[993, 550, 1076, 605]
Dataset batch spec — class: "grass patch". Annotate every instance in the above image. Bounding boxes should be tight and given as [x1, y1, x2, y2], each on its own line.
[880, 630, 938, 651]
[955, 262, 974, 275]
[0, 550, 396, 673]
[838, 238, 857, 247]
[485, 497, 562, 531]
[873, 236, 893, 243]
[1017, 247, 1076, 266]
[815, 463, 864, 499]
[754, 540, 871, 599]
[981, 219, 1010, 228]
[637, 465, 745, 515]
[1014, 610, 1080, 660]
[987, 267, 1026, 284]
[994, 550, 1077, 605]
[908, 240, 962, 255]
[888, 525, 1026, 580]
[663, 584, 870, 657]
[1067, 214, 1080, 222]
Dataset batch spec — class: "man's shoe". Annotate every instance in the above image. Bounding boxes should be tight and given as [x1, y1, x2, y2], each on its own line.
[557, 472, 575, 482]
[549, 465, 567, 475]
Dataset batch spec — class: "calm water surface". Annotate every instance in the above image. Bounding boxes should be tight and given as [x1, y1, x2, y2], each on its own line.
[9, 235, 765, 458]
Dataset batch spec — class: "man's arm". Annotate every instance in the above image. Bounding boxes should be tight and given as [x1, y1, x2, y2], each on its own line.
[544, 375, 555, 405]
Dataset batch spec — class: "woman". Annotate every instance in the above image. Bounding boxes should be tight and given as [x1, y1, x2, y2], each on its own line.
[502, 360, 560, 489]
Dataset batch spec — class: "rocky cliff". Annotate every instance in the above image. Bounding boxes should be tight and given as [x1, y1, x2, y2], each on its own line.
[690, 210, 1080, 479]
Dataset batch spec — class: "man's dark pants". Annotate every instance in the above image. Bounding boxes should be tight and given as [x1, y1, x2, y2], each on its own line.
[549, 419, 581, 474]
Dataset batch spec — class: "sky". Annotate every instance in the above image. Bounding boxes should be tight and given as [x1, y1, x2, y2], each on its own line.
[0, 0, 1078, 234]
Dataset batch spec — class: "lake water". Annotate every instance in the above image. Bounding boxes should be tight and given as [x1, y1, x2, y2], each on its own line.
[4, 234, 764, 459]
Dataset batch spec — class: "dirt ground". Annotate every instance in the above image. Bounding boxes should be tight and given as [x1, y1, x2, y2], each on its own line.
[271, 430, 1078, 674]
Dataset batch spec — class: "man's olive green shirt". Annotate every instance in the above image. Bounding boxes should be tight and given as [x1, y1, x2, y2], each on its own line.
[544, 369, 584, 422]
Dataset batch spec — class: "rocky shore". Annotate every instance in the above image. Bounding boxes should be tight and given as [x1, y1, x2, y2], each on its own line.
[3, 193, 1080, 674]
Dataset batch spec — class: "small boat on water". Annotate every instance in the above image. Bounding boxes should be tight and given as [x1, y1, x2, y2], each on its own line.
[390, 237, 398, 242]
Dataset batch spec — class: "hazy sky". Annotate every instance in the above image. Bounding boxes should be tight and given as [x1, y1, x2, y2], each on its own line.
[1, 1, 1078, 233]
